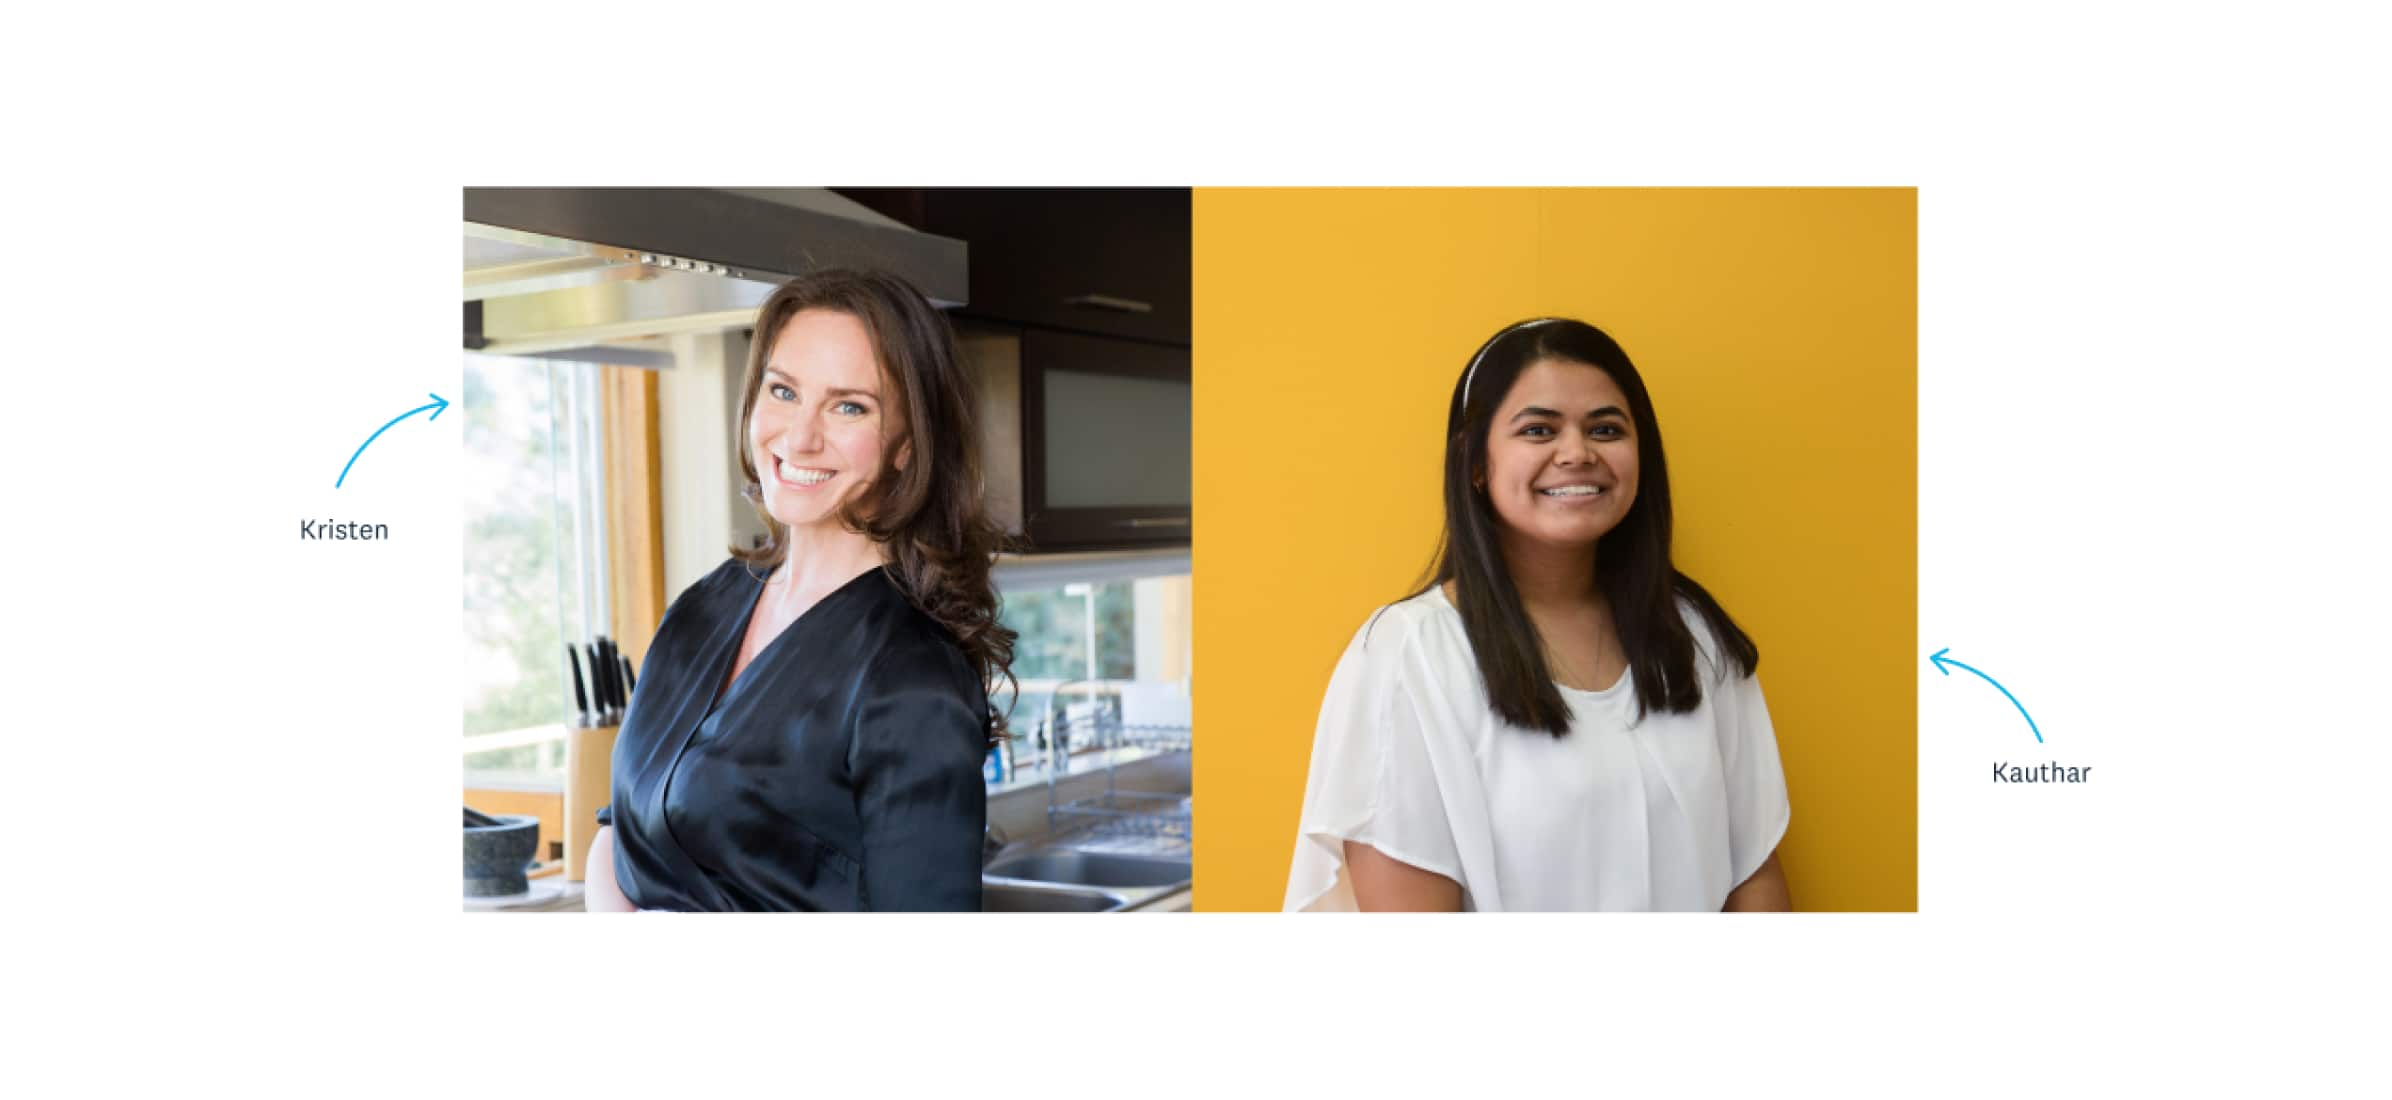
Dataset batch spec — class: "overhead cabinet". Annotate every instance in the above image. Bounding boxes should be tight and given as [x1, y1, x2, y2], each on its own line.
[845, 188, 1191, 346]
[839, 188, 1193, 551]
[1018, 329, 1190, 550]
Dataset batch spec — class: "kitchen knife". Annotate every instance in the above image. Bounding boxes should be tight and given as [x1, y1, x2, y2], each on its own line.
[585, 643, 607, 721]
[604, 640, 623, 720]
[567, 645, 591, 727]
[597, 636, 620, 718]
[600, 636, 619, 710]
[611, 642, 630, 716]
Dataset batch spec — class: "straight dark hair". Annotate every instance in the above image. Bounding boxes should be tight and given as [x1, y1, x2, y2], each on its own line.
[1413, 318, 1757, 735]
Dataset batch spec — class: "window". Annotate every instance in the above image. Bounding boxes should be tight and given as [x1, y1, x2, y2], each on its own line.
[995, 571, 1192, 773]
[462, 352, 611, 788]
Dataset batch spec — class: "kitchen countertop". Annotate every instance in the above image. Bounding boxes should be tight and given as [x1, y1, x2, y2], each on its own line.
[468, 750, 1192, 913]
[464, 876, 585, 912]
[986, 744, 1177, 797]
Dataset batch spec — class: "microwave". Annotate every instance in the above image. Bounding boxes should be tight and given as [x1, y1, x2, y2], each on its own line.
[961, 325, 1190, 552]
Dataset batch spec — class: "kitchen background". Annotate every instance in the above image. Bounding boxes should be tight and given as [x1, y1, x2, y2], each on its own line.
[461, 188, 1193, 911]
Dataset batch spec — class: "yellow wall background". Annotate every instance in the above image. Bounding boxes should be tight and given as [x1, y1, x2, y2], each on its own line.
[1193, 188, 1916, 911]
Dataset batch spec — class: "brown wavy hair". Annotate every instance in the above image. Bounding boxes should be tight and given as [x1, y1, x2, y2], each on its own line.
[730, 268, 1017, 744]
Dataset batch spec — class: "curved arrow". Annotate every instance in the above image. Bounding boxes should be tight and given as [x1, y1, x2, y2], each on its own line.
[1930, 647, 2043, 744]
[336, 393, 450, 488]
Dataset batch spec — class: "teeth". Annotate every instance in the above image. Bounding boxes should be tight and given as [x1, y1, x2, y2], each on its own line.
[777, 459, 832, 485]
[1540, 485, 1604, 496]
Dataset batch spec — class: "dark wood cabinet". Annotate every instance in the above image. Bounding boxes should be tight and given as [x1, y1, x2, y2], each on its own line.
[838, 188, 1190, 346]
[1018, 329, 1190, 550]
[840, 188, 1193, 551]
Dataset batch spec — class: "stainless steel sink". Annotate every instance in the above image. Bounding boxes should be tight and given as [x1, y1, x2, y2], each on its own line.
[984, 851, 1191, 890]
[982, 882, 1127, 912]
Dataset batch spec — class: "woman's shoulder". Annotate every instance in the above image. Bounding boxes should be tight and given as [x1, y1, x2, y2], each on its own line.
[1341, 586, 1471, 674]
[653, 558, 757, 634]
[1374, 585, 1459, 629]
[1670, 588, 1753, 687]
[846, 571, 988, 752]
[673, 557, 760, 606]
[854, 569, 979, 685]
[1319, 588, 1486, 740]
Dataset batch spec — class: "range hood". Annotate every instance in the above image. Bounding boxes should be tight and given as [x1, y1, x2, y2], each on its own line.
[464, 188, 968, 360]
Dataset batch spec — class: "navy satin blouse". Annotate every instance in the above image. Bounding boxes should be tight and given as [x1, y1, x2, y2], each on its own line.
[598, 560, 988, 911]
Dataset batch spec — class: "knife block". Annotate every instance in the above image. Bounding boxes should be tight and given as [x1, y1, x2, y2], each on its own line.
[563, 724, 619, 882]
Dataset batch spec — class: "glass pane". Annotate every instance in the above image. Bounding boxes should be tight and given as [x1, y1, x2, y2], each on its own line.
[995, 573, 1190, 771]
[1042, 368, 1191, 508]
[461, 353, 608, 786]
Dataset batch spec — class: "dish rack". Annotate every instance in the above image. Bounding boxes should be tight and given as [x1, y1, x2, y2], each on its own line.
[1042, 679, 1192, 841]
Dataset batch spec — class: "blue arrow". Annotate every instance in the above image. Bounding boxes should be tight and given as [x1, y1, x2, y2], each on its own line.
[1930, 647, 2043, 744]
[336, 393, 449, 489]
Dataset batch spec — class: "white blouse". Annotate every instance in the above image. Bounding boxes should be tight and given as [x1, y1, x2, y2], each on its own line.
[1285, 587, 1790, 912]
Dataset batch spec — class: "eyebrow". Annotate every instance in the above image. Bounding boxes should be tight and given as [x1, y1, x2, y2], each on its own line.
[1509, 404, 1628, 423]
[764, 367, 880, 401]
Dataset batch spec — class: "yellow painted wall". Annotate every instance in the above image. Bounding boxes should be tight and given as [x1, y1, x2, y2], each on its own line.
[1192, 188, 1916, 911]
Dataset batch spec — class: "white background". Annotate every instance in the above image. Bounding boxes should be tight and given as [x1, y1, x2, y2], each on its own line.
[6, 1, 2386, 1094]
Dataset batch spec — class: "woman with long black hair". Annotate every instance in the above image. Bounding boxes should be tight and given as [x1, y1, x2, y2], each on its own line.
[1285, 318, 1792, 912]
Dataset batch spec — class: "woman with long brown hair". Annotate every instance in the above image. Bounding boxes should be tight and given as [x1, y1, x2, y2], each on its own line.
[586, 268, 1015, 911]
[1286, 317, 1791, 912]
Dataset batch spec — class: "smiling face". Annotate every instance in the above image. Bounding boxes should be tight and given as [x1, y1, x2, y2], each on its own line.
[1480, 357, 1641, 549]
[747, 308, 905, 534]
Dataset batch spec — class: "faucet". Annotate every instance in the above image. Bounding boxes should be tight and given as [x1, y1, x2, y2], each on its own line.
[983, 821, 1009, 867]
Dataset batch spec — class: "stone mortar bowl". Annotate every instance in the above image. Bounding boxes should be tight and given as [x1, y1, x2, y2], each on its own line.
[463, 814, 541, 897]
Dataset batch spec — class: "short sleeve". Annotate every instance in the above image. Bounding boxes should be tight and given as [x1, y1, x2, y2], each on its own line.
[848, 646, 988, 912]
[1285, 615, 1467, 911]
[1710, 666, 1791, 891]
